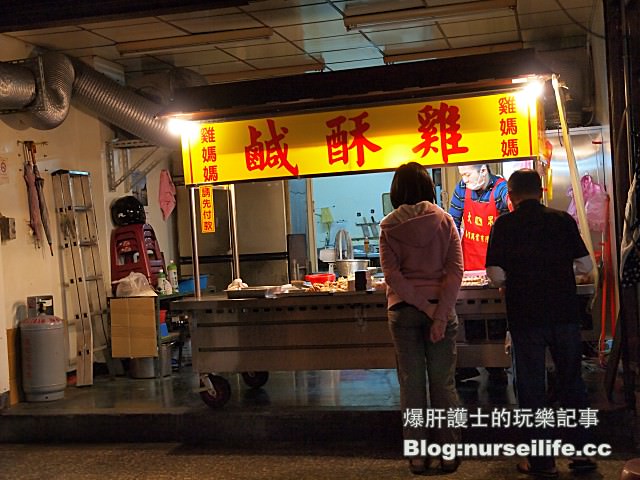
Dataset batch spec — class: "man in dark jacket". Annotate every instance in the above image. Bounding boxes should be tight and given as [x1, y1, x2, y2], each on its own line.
[485, 169, 597, 478]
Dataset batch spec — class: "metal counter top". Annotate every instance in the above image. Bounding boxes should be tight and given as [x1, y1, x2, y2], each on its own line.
[174, 282, 595, 310]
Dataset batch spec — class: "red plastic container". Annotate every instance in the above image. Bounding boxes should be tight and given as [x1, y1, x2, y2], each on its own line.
[305, 273, 336, 284]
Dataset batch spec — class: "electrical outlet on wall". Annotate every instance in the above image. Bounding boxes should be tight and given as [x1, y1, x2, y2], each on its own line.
[0, 216, 16, 241]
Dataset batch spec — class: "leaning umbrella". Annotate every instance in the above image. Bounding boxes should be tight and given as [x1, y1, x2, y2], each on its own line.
[32, 160, 53, 256]
[22, 143, 43, 249]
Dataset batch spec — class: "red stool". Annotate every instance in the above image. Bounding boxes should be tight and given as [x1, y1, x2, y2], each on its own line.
[110, 223, 165, 292]
[622, 459, 640, 480]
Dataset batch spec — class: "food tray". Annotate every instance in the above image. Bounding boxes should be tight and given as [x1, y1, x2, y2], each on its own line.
[276, 289, 333, 297]
[225, 286, 279, 299]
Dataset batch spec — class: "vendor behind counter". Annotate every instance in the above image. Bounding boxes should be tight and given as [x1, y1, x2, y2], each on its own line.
[448, 164, 509, 271]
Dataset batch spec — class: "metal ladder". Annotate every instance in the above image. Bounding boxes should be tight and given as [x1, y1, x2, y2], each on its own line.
[51, 170, 113, 386]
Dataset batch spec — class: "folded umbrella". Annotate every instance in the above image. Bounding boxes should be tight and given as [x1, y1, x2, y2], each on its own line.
[22, 146, 43, 249]
[33, 161, 53, 256]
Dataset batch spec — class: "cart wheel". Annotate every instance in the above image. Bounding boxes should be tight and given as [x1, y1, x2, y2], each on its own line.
[241, 371, 269, 389]
[199, 374, 231, 408]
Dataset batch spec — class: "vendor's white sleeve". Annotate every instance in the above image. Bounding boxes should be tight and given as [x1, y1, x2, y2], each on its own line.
[574, 255, 593, 275]
[486, 266, 506, 287]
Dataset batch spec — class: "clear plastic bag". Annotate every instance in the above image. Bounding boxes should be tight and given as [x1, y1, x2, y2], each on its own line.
[567, 174, 609, 232]
[113, 272, 157, 297]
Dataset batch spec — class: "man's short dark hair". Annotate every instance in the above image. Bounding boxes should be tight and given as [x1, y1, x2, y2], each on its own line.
[507, 168, 542, 196]
[464, 163, 492, 175]
[390, 162, 436, 208]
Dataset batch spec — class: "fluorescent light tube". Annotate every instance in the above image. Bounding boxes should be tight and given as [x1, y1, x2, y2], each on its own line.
[384, 41, 523, 64]
[344, 0, 516, 30]
[117, 27, 273, 56]
[205, 62, 325, 83]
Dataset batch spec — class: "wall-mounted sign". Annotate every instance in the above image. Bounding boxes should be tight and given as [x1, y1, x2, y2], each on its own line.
[199, 185, 215, 233]
[0, 156, 8, 185]
[182, 91, 543, 185]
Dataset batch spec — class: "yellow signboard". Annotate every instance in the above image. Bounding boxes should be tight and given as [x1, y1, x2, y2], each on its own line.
[182, 91, 542, 185]
[199, 185, 215, 233]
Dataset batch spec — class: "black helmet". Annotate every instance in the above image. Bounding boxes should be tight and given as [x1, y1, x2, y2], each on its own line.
[110, 196, 146, 226]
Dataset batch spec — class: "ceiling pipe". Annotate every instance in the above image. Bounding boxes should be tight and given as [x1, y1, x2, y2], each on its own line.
[28, 53, 74, 130]
[0, 51, 180, 149]
[70, 58, 178, 148]
[0, 62, 36, 110]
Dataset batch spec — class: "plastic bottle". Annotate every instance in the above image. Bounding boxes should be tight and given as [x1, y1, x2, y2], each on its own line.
[167, 260, 179, 293]
[157, 269, 171, 295]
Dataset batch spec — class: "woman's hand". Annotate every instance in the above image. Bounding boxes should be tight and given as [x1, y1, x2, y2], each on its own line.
[429, 319, 448, 343]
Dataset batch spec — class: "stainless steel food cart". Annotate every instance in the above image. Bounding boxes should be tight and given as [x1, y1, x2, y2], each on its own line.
[174, 283, 589, 407]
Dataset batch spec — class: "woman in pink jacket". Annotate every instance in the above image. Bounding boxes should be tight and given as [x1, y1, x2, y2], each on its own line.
[379, 162, 463, 475]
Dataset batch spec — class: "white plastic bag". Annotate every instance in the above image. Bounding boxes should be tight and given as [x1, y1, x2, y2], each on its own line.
[227, 278, 248, 290]
[113, 272, 157, 297]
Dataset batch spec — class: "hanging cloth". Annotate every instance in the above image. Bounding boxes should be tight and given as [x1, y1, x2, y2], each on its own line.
[621, 172, 640, 287]
[567, 174, 608, 232]
[158, 169, 176, 221]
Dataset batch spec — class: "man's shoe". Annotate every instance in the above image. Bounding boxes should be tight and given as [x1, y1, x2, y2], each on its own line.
[441, 457, 461, 473]
[516, 460, 559, 478]
[456, 367, 480, 383]
[487, 367, 509, 385]
[569, 458, 598, 473]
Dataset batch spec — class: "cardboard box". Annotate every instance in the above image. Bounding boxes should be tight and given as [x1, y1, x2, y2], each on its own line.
[7, 328, 22, 405]
[110, 297, 158, 358]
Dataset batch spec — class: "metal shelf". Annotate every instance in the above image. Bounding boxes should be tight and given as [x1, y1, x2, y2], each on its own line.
[105, 139, 162, 191]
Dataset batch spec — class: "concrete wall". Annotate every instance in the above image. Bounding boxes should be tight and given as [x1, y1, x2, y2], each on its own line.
[0, 34, 177, 400]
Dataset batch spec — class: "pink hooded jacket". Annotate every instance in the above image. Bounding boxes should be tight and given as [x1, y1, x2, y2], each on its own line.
[379, 200, 463, 323]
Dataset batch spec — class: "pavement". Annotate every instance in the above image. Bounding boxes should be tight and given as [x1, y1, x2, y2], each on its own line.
[0, 441, 632, 480]
[0, 363, 637, 479]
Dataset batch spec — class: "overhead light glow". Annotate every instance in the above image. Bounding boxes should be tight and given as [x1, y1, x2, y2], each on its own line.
[168, 118, 199, 138]
[513, 77, 546, 111]
[522, 78, 545, 98]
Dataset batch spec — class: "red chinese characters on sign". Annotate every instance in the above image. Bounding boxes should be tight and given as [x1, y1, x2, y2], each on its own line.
[498, 96, 519, 157]
[200, 126, 218, 182]
[199, 185, 215, 233]
[201, 126, 215, 143]
[500, 117, 518, 135]
[498, 96, 517, 115]
[502, 138, 520, 156]
[412, 102, 469, 163]
[245, 119, 299, 176]
[203, 164, 219, 182]
[325, 111, 381, 167]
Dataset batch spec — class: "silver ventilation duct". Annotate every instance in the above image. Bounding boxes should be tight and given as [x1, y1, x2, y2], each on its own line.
[0, 52, 180, 149]
[29, 53, 74, 130]
[0, 62, 36, 110]
[71, 58, 177, 148]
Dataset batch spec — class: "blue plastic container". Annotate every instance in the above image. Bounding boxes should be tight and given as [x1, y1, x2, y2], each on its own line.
[178, 274, 209, 293]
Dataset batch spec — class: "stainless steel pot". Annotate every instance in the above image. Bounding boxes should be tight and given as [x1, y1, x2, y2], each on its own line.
[334, 229, 353, 260]
[334, 259, 369, 277]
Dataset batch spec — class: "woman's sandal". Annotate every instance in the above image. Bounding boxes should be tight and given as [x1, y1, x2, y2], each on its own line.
[516, 460, 559, 478]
